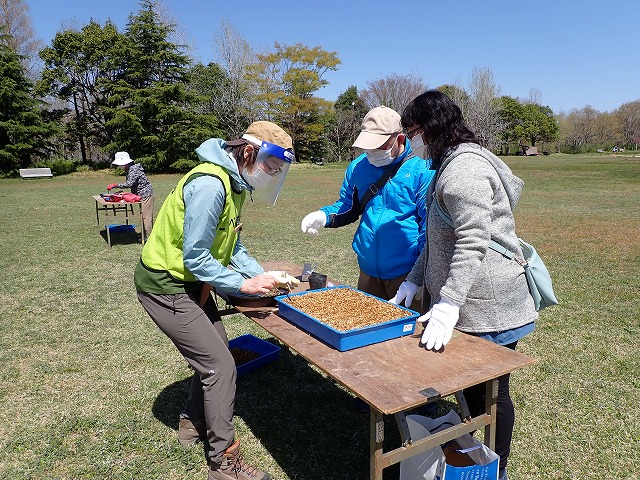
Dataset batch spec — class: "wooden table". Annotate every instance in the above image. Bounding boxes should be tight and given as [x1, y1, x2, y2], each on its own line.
[224, 261, 536, 480]
[92, 195, 146, 247]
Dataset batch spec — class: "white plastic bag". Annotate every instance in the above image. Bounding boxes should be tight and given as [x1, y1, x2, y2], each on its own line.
[399, 410, 499, 480]
[399, 410, 460, 480]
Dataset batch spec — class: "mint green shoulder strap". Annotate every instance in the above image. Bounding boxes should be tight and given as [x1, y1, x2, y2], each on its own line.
[431, 193, 515, 260]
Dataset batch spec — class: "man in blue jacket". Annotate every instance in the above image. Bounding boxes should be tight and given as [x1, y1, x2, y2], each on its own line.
[301, 106, 435, 311]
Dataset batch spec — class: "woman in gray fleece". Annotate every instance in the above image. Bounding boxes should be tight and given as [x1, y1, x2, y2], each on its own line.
[391, 90, 538, 480]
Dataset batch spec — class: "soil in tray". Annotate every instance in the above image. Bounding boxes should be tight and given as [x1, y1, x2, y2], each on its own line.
[280, 287, 409, 331]
[230, 347, 261, 366]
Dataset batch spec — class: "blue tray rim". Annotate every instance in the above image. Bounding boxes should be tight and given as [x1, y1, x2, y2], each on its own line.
[229, 334, 281, 376]
[275, 285, 419, 333]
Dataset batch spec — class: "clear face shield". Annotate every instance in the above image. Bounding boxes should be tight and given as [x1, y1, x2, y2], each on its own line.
[243, 141, 295, 206]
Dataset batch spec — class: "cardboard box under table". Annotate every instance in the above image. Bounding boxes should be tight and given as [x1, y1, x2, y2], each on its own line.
[276, 286, 418, 351]
[219, 261, 537, 480]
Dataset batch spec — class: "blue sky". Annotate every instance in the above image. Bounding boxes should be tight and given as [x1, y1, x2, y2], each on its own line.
[25, 0, 640, 113]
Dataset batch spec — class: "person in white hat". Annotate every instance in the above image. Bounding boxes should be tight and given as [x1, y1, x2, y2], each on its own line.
[134, 121, 295, 480]
[108, 151, 155, 237]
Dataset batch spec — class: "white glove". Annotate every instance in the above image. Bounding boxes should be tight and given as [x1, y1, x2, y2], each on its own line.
[419, 298, 460, 350]
[389, 281, 419, 308]
[301, 210, 327, 236]
[265, 270, 300, 288]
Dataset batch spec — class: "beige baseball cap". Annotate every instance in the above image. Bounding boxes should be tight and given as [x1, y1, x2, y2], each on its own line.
[352, 106, 402, 149]
[226, 121, 293, 150]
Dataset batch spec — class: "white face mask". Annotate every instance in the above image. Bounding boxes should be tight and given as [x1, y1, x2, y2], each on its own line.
[409, 133, 428, 159]
[242, 165, 274, 189]
[365, 147, 395, 167]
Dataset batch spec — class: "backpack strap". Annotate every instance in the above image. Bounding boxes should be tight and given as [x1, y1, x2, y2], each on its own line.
[359, 156, 410, 214]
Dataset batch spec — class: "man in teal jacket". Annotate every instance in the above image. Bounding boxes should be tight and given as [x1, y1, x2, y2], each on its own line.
[135, 121, 294, 480]
[301, 106, 435, 310]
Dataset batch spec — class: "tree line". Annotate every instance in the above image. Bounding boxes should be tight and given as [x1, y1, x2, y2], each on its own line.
[1, 0, 639, 177]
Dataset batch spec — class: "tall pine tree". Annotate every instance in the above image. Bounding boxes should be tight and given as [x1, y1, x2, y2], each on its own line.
[0, 31, 56, 176]
[104, 0, 218, 171]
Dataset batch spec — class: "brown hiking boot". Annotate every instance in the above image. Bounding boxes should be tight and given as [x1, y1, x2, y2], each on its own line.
[178, 416, 206, 446]
[208, 439, 270, 480]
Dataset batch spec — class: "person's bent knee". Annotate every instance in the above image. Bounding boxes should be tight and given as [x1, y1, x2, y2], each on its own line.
[198, 349, 236, 387]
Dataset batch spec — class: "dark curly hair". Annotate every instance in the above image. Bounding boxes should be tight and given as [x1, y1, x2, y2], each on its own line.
[401, 90, 477, 169]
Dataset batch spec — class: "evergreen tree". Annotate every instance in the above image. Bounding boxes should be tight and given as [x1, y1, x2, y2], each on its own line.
[105, 0, 218, 171]
[38, 20, 124, 164]
[324, 86, 367, 161]
[188, 59, 263, 141]
[0, 31, 56, 176]
[187, 62, 242, 140]
[520, 103, 559, 147]
[499, 96, 524, 155]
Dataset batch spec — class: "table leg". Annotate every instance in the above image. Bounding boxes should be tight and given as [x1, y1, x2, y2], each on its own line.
[370, 409, 384, 480]
[454, 390, 471, 421]
[139, 203, 145, 244]
[105, 207, 112, 248]
[394, 412, 412, 447]
[484, 379, 499, 451]
[95, 201, 103, 240]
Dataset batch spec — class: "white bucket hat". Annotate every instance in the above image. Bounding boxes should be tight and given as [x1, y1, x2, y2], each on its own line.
[112, 151, 133, 166]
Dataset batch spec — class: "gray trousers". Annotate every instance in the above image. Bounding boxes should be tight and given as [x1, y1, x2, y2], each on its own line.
[137, 290, 236, 463]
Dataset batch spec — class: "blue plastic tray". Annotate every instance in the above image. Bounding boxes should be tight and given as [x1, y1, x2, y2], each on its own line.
[275, 286, 418, 351]
[229, 334, 281, 377]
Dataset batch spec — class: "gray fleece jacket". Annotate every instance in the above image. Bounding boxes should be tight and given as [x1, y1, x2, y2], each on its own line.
[407, 143, 538, 333]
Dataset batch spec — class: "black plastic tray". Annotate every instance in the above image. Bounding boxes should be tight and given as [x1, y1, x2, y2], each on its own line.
[225, 289, 289, 307]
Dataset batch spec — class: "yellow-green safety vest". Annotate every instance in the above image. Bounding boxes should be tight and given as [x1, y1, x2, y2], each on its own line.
[141, 163, 245, 283]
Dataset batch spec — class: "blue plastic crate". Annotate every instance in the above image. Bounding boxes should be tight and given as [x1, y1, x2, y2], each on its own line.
[108, 223, 136, 232]
[229, 334, 281, 377]
[275, 286, 418, 351]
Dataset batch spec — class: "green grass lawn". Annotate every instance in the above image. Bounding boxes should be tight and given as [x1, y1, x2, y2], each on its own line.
[0, 154, 638, 479]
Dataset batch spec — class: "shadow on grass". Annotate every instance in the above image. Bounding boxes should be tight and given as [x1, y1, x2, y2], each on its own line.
[151, 377, 189, 431]
[98, 228, 143, 246]
[151, 340, 405, 480]
[150, 375, 213, 460]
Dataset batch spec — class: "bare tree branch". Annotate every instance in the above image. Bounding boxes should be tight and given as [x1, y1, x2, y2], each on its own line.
[361, 73, 426, 113]
[0, 0, 43, 77]
[211, 19, 261, 137]
[464, 67, 503, 149]
[153, 0, 192, 58]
